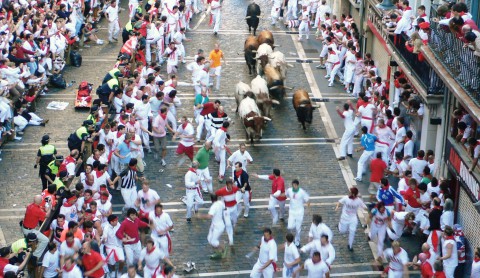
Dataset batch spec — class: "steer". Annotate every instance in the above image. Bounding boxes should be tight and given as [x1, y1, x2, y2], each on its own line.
[264, 64, 285, 101]
[235, 81, 252, 112]
[238, 97, 271, 143]
[292, 89, 318, 130]
[257, 30, 274, 46]
[244, 36, 259, 75]
[250, 75, 279, 117]
[245, 3, 261, 36]
[269, 50, 287, 80]
[255, 43, 273, 76]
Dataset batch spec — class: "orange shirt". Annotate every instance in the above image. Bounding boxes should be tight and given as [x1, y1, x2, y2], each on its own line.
[209, 49, 223, 68]
[59, 228, 84, 242]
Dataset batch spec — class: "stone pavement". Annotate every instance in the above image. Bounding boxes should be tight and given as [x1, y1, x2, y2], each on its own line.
[0, 0, 425, 277]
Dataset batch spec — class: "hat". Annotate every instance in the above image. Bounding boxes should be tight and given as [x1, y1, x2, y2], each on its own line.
[15, 38, 22, 44]
[419, 22, 430, 29]
[41, 134, 50, 142]
[83, 120, 94, 126]
[55, 155, 64, 161]
[27, 233, 38, 242]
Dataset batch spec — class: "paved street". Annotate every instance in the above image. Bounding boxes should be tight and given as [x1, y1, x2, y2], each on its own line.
[0, 0, 424, 277]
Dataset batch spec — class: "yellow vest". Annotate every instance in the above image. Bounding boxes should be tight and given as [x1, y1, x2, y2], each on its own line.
[109, 68, 120, 78]
[75, 126, 88, 139]
[125, 21, 133, 31]
[87, 114, 97, 125]
[11, 239, 27, 254]
[53, 177, 65, 191]
[107, 78, 119, 90]
[47, 160, 59, 175]
[39, 144, 55, 156]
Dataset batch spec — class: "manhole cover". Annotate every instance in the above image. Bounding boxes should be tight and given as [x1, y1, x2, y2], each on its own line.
[304, 48, 319, 54]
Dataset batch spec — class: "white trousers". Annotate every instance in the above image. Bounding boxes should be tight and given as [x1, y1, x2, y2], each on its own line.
[186, 188, 204, 218]
[387, 270, 404, 278]
[197, 167, 213, 192]
[146, 37, 160, 64]
[286, 4, 297, 20]
[328, 63, 343, 85]
[236, 191, 250, 217]
[298, 21, 309, 39]
[225, 205, 238, 245]
[288, 211, 304, 245]
[124, 242, 141, 266]
[250, 261, 274, 278]
[152, 234, 170, 257]
[374, 143, 390, 165]
[443, 264, 456, 278]
[339, 219, 358, 248]
[196, 115, 206, 140]
[143, 265, 161, 278]
[209, 66, 222, 90]
[353, 75, 364, 96]
[108, 20, 120, 41]
[129, 3, 138, 19]
[387, 221, 404, 241]
[268, 195, 286, 224]
[356, 150, 374, 180]
[271, 6, 281, 23]
[214, 146, 226, 178]
[167, 111, 177, 131]
[369, 224, 386, 257]
[208, 223, 225, 247]
[121, 187, 137, 210]
[339, 127, 355, 157]
[212, 11, 221, 33]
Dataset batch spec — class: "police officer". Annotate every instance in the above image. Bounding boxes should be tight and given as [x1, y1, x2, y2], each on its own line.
[35, 135, 57, 190]
[67, 120, 96, 158]
[53, 170, 69, 197]
[102, 68, 123, 84]
[97, 78, 120, 105]
[44, 155, 64, 185]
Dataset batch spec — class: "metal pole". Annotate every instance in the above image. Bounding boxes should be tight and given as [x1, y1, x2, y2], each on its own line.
[359, 0, 366, 53]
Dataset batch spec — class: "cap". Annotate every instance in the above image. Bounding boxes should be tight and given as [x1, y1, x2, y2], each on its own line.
[83, 120, 94, 126]
[419, 22, 430, 29]
[27, 233, 38, 242]
[55, 155, 64, 161]
[41, 134, 50, 142]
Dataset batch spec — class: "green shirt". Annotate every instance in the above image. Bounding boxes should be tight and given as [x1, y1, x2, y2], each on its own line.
[194, 147, 212, 169]
[194, 94, 209, 107]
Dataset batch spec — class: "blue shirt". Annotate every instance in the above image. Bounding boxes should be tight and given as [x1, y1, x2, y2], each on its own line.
[117, 142, 131, 164]
[377, 186, 404, 206]
[361, 133, 377, 151]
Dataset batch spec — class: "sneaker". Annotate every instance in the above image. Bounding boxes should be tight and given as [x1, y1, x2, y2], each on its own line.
[186, 218, 192, 223]
[147, 148, 152, 154]
[112, 37, 118, 41]
[348, 245, 353, 252]
[324, 75, 330, 79]
[337, 157, 346, 161]
[213, 32, 218, 36]
[203, 189, 209, 193]
[354, 177, 362, 182]
[14, 136, 22, 141]
[161, 159, 166, 166]
[210, 252, 222, 260]
[295, 242, 300, 248]
[328, 83, 333, 87]
[316, 65, 326, 69]
[297, 37, 302, 41]
[347, 154, 353, 158]
[243, 213, 249, 218]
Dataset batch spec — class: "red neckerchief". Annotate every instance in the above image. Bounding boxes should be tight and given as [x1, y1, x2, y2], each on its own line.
[217, 111, 225, 118]
[220, 127, 227, 132]
[63, 263, 75, 272]
[474, 258, 480, 263]
[95, 170, 103, 179]
[444, 235, 455, 241]
[84, 197, 93, 204]
[433, 205, 441, 211]
[235, 169, 243, 178]
[382, 185, 390, 191]
[160, 114, 167, 120]
[147, 246, 156, 254]
[459, 11, 465, 16]
[66, 240, 74, 248]
[419, 13, 426, 17]
[423, 250, 431, 259]
[182, 122, 188, 129]
[404, 6, 412, 11]
[264, 236, 273, 243]
[116, 132, 124, 138]
[189, 167, 197, 173]
[129, 165, 137, 171]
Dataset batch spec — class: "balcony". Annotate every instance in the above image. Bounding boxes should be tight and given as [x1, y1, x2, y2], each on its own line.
[366, 0, 446, 104]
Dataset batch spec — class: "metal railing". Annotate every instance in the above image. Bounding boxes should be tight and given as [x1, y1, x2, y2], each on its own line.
[366, 0, 445, 95]
[428, 7, 480, 103]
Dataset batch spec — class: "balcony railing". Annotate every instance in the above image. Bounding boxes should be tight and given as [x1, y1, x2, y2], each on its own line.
[366, 0, 445, 95]
[428, 6, 480, 104]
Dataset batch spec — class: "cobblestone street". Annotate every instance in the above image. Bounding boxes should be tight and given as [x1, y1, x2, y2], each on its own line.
[0, 0, 424, 277]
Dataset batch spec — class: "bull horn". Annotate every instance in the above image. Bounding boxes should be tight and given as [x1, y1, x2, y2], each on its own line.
[269, 86, 279, 90]
[236, 51, 245, 55]
[271, 100, 280, 105]
[263, 117, 272, 121]
[245, 16, 251, 19]
[273, 44, 280, 47]
[251, 50, 257, 53]
[299, 104, 306, 107]
[284, 86, 294, 90]
[312, 104, 320, 108]
[246, 117, 254, 121]
[287, 63, 295, 68]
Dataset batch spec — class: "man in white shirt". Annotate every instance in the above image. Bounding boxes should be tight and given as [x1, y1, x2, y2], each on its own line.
[298, 6, 310, 41]
[270, 0, 282, 25]
[184, 161, 204, 222]
[173, 116, 195, 166]
[294, 251, 330, 278]
[163, 41, 179, 75]
[172, 27, 190, 64]
[227, 143, 253, 178]
[374, 119, 395, 165]
[325, 47, 343, 87]
[403, 130, 414, 162]
[393, 117, 407, 153]
[105, 1, 119, 43]
[300, 234, 336, 267]
[308, 214, 333, 243]
[383, 241, 410, 277]
[149, 204, 174, 257]
[145, 22, 161, 65]
[40, 243, 60, 278]
[138, 238, 173, 278]
[281, 233, 301, 278]
[408, 150, 428, 181]
[136, 182, 160, 222]
[335, 187, 367, 251]
[121, 265, 143, 278]
[357, 99, 376, 134]
[250, 228, 277, 278]
[102, 215, 125, 277]
[285, 180, 310, 247]
[337, 102, 356, 160]
[197, 194, 227, 259]
[213, 121, 229, 182]
[60, 232, 82, 264]
[210, 0, 222, 35]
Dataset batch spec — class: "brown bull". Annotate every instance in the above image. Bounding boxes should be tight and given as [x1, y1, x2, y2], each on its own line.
[292, 89, 317, 130]
[244, 36, 259, 75]
[257, 30, 274, 47]
[264, 64, 285, 101]
[243, 111, 271, 143]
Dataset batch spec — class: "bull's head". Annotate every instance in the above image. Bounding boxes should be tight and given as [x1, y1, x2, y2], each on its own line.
[246, 116, 270, 139]
[298, 104, 315, 124]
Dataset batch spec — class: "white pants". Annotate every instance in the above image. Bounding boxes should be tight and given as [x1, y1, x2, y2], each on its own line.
[299, 21, 309, 39]
[282, 263, 300, 278]
[140, 119, 150, 151]
[236, 190, 250, 217]
[443, 264, 456, 278]
[386, 221, 404, 241]
[286, 4, 297, 20]
[177, 44, 185, 62]
[339, 219, 358, 248]
[214, 146, 226, 178]
[105, 246, 125, 265]
[21, 228, 49, 261]
[225, 206, 238, 245]
[387, 269, 403, 278]
[251, 261, 274, 278]
[167, 111, 177, 131]
[143, 265, 161, 278]
[360, 118, 374, 133]
[208, 223, 225, 247]
[196, 115, 206, 140]
[197, 167, 213, 192]
[209, 66, 222, 90]
[356, 150, 374, 180]
[146, 37, 160, 64]
[271, 6, 281, 23]
[212, 11, 221, 33]
[121, 187, 137, 210]
[339, 127, 355, 157]
[344, 66, 355, 84]
[288, 211, 304, 245]
[124, 242, 141, 266]
[328, 63, 343, 85]
[374, 143, 390, 165]
[14, 115, 42, 131]
[268, 195, 286, 224]
[186, 188, 204, 218]
[369, 224, 386, 257]
[152, 234, 170, 257]
[108, 20, 120, 41]
[129, 3, 138, 18]
[353, 75, 364, 96]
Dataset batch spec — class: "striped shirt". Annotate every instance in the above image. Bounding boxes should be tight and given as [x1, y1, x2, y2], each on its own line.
[120, 167, 137, 189]
[207, 111, 230, 130]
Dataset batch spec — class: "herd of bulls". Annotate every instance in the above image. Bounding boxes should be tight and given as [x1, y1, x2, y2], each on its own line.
[233, 4, 319, 144]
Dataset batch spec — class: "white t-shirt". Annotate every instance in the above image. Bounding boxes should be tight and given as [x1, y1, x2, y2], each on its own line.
[395, 127, 406, 149]
[442, 239, 458, 268]
[472, 260, 480, 278]
[284, 242, 300, 265]
[258, 236, 277, 265]
[403, 140, 414, 159]
[149, 211, 173, 238]
[62, 265, 83, 278]
[208, 201, 225, 227]
[102, 223, 122, 248]
[97, 200, 113, 223]
[93, 171, 111, 190]
[339, 196, 366, 222]
[105, 5, 119, 22]
[42, 250, 60, 278]
[358, 103, 375, 118]
[304, 259, 329, 278]
[286, 188, 309, 213]
[139, 247, 165, 269]
[227, 150, 253, 172]
[137, 189, 160, 213]
[384, 247, 409, 272]
[342, 110, 355, 130]
[59, 238, 82, 256]
[308, 223, 333, 242]
[408, 158, 428, 181]
[176, 123, 195, 147]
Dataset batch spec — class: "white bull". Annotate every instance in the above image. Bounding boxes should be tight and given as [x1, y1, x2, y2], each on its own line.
[238, 96, 271, 143]
[250, 75, 279, 117]
[255, 43, 273, 75]
[235, 81, 252, 113]
[269, 50, 287, 80]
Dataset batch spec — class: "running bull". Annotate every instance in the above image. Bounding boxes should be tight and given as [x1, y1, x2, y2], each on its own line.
[292, 89, 318, 130]
[238, 96, 271, 143]
[245, 3, 261, 36]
